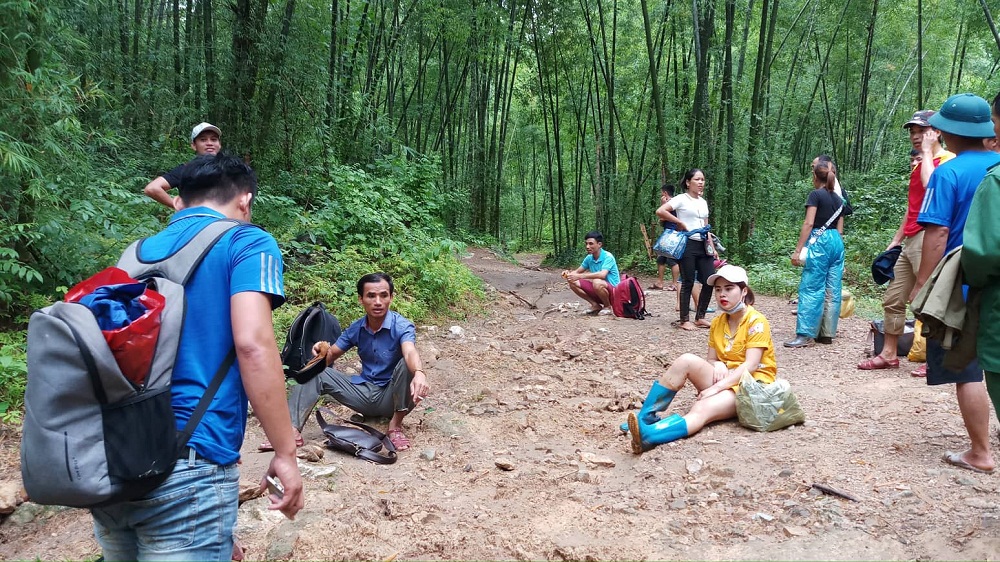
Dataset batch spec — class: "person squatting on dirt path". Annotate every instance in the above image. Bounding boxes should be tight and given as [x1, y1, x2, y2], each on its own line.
[263, 273, 430, 452]
[909, 93, 999, 475]
[562, 231, 621, 316]
[961, 91, 1000, 433]
[623, 265, 777, 454]
[657, 168, 717, 331]
[858, 110, 954, 374]
[92, 153, 304, 561]
[786, 156, 846, 348]
[144, 122, 223, 210]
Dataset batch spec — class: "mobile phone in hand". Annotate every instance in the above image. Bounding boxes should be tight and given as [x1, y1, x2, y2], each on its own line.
[266, 475, 284, 499]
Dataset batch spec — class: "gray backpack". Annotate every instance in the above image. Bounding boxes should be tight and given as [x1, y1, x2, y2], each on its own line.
[21, 219, 245, 507]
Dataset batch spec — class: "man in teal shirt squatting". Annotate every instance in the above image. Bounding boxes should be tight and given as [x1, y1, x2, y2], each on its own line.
[562, 230, 621, 315]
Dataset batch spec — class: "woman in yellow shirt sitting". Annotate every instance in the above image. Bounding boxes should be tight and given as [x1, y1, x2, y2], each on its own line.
[625, 264, 777, 454]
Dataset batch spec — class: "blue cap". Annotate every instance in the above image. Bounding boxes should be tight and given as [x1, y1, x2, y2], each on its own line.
[927, 94, 994, 139]
[871, 246, 902, 285]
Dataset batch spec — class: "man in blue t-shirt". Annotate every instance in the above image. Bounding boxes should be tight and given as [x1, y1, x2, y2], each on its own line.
[562, 230, 621, 315]
[271, 273, 430, 452]
[908, 93, 999, 475]
[91, 154, 304, 560]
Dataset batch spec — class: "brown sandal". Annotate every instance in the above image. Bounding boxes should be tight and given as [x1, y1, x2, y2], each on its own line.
[857, 356, 899, 370]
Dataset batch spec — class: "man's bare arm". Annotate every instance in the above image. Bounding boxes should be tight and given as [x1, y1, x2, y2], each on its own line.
[231, 291, 303, 519]
[144, 176, 178, 210]
[908, 224, 949, 302]
[401, 341, 429, 403]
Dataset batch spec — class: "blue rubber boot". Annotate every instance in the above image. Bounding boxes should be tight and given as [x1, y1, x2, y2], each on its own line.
[627, 412, 689, 454]
[619, 380, 676, 432]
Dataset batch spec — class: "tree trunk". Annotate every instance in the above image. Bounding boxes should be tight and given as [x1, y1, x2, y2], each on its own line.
[850, 0, 878, 170]
[257, 0, 297, 157]
[173, 0, 181, 97]
[203, 0, 217, 116]
[978, 0, 1000, 54]
[640, 0, 669, 184]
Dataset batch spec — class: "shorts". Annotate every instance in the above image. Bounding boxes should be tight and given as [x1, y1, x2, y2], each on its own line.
[925, 338, 983, 385]
[578, 279, 600, 301]
[657, 255, 678, 267]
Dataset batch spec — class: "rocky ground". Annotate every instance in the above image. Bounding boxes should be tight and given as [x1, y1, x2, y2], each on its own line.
[1, 249, 999, 560]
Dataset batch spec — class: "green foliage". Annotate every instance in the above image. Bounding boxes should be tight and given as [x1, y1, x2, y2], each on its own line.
[0, 332, 27, 424]
[274, 155, 487, 328]
[0, 227, 43, 306]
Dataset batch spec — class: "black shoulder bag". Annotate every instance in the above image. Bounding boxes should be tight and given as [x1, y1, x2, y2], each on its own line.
[316, 408, 397, 464]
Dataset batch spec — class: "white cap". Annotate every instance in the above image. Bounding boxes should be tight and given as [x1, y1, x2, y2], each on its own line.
[706, 264, 749, 286]
[190, 122, 222, 142]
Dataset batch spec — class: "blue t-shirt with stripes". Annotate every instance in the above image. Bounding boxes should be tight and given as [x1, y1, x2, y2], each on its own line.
[918, 150, 1000, 252]
[139, 207, 285, 465]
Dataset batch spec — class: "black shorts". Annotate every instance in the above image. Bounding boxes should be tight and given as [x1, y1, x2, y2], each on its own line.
[925, 338, 983, 385]
[657, 255, 678, 267]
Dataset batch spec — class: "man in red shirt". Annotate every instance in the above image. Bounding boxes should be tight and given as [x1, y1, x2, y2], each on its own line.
[859, 110, 953, 373]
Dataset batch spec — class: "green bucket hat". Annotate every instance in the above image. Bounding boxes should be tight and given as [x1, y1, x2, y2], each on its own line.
[927, 93, 994, 139]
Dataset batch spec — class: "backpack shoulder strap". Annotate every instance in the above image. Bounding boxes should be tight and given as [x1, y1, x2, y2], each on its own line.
[118, 219, 253, 284]
[175, 347, 236, 454]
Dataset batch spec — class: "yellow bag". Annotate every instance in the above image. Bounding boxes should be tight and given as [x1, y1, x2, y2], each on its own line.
[908, 319, 926, 362]
[840, 289, 855, 319]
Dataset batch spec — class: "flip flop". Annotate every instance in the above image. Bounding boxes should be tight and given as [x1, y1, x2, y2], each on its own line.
[582, 308, 602, 316]
[650, 284, 665, 290]
[387, 428, 411, 451]
[943, 451, 995, 474]
[666, 285, 677, 292]
[857, 356, 899, 370]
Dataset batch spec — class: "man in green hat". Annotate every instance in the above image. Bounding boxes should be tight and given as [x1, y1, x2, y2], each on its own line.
[960, 91, 1000, 448]
[909, 93, 999, 475]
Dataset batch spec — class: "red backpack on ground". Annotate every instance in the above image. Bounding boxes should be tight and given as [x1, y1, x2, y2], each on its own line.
[612, 275, 647, 319]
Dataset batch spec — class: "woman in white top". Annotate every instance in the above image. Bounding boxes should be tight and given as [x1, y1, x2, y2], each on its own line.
[657, 168, 717, 330]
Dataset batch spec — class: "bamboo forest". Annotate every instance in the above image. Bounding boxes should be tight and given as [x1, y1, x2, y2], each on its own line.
[1, 0, 999, 411]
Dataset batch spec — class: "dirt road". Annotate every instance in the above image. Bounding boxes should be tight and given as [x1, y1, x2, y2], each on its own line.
[2, 249, 998, 560]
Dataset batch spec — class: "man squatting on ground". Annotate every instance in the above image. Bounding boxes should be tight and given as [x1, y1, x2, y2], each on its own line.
[91, 153, 304, 561]
[144, 122, 223, 210]
[262, 273, 430, 452]
[562, 230, 621, 315]
[908, 93, 998, 474]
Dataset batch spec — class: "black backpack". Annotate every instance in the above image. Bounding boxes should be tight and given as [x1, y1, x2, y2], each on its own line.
[280, 302, 342, 384]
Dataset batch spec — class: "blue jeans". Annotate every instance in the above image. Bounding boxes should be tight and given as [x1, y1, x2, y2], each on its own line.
[92, 457, 239, 561]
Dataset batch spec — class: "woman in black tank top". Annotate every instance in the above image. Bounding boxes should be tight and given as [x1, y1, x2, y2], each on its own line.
[786, 156, 847, 348]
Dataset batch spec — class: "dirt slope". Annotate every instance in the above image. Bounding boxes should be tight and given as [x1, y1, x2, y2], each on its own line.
[2, 249, 998, 561]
